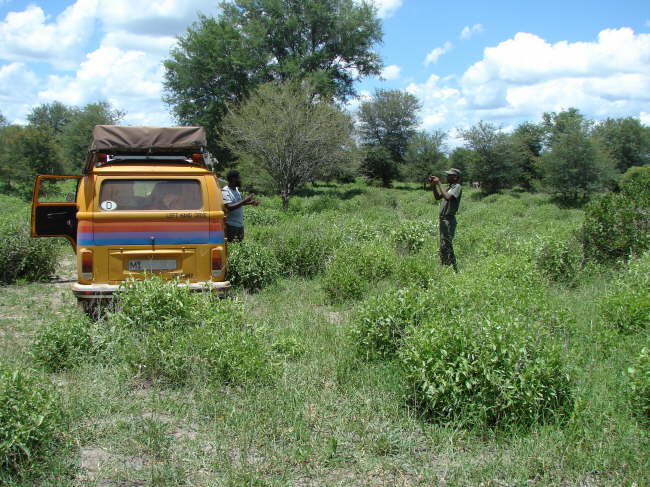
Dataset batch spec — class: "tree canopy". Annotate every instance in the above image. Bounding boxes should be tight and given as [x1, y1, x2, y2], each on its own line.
[402, 130, 447, 187]
[357, 89, 421, 186]
[222, 79, 353, 209]
[26, 102, 75, 136]
[59, 102, 124, 172]
[460, 121, 518, 194]
[592, 117, 650, 172]
[163, 0, 383, 162]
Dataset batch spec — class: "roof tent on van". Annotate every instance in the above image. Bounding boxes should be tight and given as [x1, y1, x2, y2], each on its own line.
[84, 125, 208, 172]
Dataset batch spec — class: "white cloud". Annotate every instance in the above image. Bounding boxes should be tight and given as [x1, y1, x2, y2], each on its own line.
[405, 28, 650, 140]
[460, 28, 650, 111]
[102, 31, 178, 55]
[381, 64, 401, 80]
[38, 45, 172, 126]
[640, 112, 650, 125]
[0, 1, 219, 68]
[424, 41, 452, 65]
[370, 0, 403, 19]
[0, 62, 40, 123]
[0, 1, 97, 68]
[95, 0, 218, 36]
[460, 24, 484, 40]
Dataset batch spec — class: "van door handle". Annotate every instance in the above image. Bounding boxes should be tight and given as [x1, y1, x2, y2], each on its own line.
[47, 212, 67, 219]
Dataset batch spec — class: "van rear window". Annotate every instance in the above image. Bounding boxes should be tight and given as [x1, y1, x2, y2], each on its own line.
[99, 180, 202, 211]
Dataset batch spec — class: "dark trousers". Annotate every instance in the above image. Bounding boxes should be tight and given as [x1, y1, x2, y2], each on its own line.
[439, 216, 457, 271]
[226, 224, 244, 242]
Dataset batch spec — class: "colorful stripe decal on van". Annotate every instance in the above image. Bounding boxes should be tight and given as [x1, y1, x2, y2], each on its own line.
[77, 220, 224, 246]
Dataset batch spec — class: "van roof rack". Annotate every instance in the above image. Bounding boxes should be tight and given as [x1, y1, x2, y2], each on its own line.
[84, 125, 208, 172]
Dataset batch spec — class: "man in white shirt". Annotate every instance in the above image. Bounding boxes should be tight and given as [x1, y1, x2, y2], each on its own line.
[222, 170, 259, 242]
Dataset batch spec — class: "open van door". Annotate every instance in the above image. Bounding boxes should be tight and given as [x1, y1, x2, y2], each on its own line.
[31, 175, 82, 248]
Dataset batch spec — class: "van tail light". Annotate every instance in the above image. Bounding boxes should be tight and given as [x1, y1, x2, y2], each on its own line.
[81, 250, 93, 280]
[97, 153, 108, 163]
[211, 248, 223, 277]
[191, 153, 204, 164]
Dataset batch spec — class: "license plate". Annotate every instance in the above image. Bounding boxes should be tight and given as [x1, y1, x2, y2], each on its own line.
[128, 259, 177, 271]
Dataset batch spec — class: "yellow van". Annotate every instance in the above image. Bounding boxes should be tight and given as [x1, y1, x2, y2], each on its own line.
[31, 125, 229, 313]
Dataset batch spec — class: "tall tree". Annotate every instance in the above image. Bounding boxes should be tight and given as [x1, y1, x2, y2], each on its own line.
[27, 102, 75, 136]
[0, 125, 64, 198]
[541, 107, 588, 148]
[60, 101, 124, 173]
[592, 117, 650, 172]
[357, 89, 421, 186]
[163, 0, 382, 162]
[460, 121, 518, 194]
[540, 124, 616, 205]
[402, 130, 447, 188]
[448, 147, 478, 183]
[222, 79, 353, 209]
[510, 121, 544, 190]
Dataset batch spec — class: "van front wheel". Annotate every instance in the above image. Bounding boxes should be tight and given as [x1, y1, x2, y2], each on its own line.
[77, 298, 111, 319]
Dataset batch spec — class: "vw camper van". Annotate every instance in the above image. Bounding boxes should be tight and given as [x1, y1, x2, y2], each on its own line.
[31, 125, 229, 313]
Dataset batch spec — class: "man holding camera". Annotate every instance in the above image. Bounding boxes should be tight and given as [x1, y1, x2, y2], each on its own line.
[429, 168, 462, 272]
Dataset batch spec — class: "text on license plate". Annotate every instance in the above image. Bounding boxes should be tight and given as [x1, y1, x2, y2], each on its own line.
[128, 259, 177, 271]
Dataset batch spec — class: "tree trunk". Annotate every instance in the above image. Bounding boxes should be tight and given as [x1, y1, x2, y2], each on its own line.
[282, 192, 289, 210]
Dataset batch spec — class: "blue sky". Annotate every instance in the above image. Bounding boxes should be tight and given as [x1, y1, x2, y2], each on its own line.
[1, 0, 649, 145]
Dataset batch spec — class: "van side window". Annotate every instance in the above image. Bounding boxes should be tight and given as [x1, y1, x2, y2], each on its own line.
[100, 180, 203, 211]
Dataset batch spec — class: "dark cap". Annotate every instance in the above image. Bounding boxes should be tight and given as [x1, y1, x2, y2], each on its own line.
[226, 169, 240, 181]
[444, 168, 461, 177]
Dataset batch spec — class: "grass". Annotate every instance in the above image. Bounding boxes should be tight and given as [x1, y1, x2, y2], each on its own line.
[0, 181, 648, 486]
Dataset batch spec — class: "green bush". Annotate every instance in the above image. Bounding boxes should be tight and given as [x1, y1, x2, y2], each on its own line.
[535, 237, 582, 285]
[304, 195, 342, 213]
[273, 222, 338, 277]
[227, 240, 281, 291]
[618, 165, 650, 189]
[108, 277, 276, 386]
[245, 205, 283, 226]
[399, 316, 573, 430]
[322, 242, 395, 303]
[391, 220, 430, 253]
[350, 287, 431, 360]
[31, 314, 94, 372]
[0, 365, 65, 471]
[0, 198, 60, 284]
[627, 345, 650, 421]
[599, 253, 650, 333]
[111, 276, 196, 333]
[581, 179, 650, 262]
[394, 252, 439, 289]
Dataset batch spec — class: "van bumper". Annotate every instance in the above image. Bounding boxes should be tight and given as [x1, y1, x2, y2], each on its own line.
[72, 280, 231, 299]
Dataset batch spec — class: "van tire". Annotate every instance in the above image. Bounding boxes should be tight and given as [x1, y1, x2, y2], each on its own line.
[77, 298, 111, 319]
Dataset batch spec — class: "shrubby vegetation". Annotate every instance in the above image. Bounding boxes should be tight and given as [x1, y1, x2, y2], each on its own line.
[581, 177, 650, 262]
[2, 181, 649, 484]
[599, 253, 650, 333]
[31, 314, 94, 372]
[535, 237, 582, 285]
[227, 240, 281, 291]
[627, 345, 650, 421]
[109, 277, 277, 386]
[322, 241, 395, 302]
[30, 277, 277, 387]
[0, 365, 65, 472]
[0, 194, 60, 284]
[400, 314, 572, 429]
[350, 286, 429, 360]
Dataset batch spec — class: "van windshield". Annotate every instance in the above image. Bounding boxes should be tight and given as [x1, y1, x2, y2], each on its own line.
[99, 179, 202, 211]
